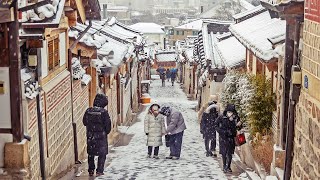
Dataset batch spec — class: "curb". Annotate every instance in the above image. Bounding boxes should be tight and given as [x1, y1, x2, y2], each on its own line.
[232, 154, 261, 180]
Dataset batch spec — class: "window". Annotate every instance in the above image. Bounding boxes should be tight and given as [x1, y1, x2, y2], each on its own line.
[193, 31, 198, 36]
[48, 37, 60, 72]
[176, 30, 180, 35]
[182, 31, 185, 35]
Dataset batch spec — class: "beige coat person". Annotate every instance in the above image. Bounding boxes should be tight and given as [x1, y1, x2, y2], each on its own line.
[144, 105, 166, 147]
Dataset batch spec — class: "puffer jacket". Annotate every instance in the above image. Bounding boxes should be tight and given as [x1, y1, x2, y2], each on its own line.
[166, 108, 187, 134]
[144, 113, 166, 147]
[83, 94, 111, 156]
[200, 105, 219, 139]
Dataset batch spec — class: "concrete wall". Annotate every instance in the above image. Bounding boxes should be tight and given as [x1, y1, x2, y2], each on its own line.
[291, 16, 320, 179]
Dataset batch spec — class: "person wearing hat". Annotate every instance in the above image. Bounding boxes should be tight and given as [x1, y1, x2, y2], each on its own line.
[159, 106, 186, 160]
[83, 94, 112, 177]
[144, 103, 166, 159]
[215, 104, 242, 173]
[200, 95, 219, 157]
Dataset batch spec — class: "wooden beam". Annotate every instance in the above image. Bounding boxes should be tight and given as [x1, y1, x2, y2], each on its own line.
[0, 128, 11, 133]
[0, 8, 14, 23]
[0, 48, 9, 67]
[26, 39, 43, 48]
[65, 10, 77, 27]
[75, 0, 86, 23]
[69, 39, 96, 58]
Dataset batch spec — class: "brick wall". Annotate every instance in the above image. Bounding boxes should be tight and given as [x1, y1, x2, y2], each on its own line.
[291, 7, 320, 178]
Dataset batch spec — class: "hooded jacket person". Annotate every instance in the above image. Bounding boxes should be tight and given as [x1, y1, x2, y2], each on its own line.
[215, 104, 241, 173]
[83, 94, 111, 176]
[144, 104, 166, 158]
[200, 95, 219, 157]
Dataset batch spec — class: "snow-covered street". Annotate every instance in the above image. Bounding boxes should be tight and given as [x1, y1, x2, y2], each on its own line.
[71, 79, 251, 180]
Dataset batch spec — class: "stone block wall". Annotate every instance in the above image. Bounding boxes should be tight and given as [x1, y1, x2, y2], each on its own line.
[291, 12, 320, 179]
[43, 71, 74, 176]
[72, 80, 89, 159]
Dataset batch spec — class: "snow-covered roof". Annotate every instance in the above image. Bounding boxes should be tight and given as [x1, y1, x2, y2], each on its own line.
[155, 52, 177, 62]
[199, 0, 255, 19]
[233, 5, 266, 21]
[175, 19, 203, 30]
[130, 23, 165, 34]
[229, 11, 286, 61]
[215, 36, 246, 68]
[260, 0, 304, 5]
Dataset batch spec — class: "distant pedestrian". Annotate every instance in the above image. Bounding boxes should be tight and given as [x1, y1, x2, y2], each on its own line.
[170, 68, 177, 86]
[200, 95, 219, 157]
[160, 106, 187, 160]
[166, 68, 171, 82]
[83, 94, 112, 177]
[160, 72, 166, 87]
[215, 104, 242, 173]
[144, 104, 166, 159]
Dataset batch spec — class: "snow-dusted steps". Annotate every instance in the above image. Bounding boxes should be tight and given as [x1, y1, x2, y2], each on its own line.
[68, 80, 258, 180]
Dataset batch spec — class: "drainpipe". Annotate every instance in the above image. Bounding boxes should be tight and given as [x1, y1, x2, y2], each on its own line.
[68, 20, 92, 164]
[284, 17, 303, 180]
[35, 48, 46, 180]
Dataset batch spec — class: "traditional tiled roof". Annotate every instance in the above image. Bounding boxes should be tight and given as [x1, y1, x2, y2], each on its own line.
[233, 5, 267, 22]
[155, 51, 177, 62]
[260, 0, 304, 5]
[130, 23, 165, 34]
[214, 36, 246, 69]
[229, 11, 286, 61]
[175, 19, 203, 30]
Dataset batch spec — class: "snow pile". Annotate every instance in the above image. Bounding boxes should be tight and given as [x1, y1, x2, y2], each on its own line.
[71, 57, 92, 85]
[229, 11, 286, 61]
[21, 69, 39, 100]
[20, 0, 60, 22]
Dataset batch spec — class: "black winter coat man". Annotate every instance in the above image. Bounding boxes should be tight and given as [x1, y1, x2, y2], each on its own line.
[83, 94, 111, 176]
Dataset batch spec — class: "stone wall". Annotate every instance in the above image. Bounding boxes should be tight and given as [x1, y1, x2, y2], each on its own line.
[72, 80, 89, 160]
[291, 13, 320, 179]
[42, 71, 74, 176]
[292, 90, 320, 179]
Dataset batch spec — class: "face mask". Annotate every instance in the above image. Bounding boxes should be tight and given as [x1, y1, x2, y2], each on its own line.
[227, 112, 233, 118]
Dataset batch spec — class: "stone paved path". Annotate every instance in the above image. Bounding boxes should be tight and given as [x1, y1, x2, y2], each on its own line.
[71, 79, 251, 180]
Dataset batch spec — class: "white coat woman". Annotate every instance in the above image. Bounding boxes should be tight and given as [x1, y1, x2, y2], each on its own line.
[144, 104, 166, 159]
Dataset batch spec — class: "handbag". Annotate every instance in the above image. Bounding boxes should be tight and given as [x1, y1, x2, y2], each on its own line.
[235, 132, 246, 146]
[165, 135, 171, 147]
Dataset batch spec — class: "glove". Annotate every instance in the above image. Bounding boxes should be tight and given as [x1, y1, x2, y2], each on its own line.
[146, 133, 149, 135]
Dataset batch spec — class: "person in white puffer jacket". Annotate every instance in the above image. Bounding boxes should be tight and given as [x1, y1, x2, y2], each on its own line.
[144, 104, 166, 159]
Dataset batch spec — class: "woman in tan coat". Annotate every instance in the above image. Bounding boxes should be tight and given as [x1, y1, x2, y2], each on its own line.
[144, 104, 166, 159]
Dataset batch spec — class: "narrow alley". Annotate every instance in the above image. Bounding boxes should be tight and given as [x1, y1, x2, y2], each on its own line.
[72, 79, 251, 180]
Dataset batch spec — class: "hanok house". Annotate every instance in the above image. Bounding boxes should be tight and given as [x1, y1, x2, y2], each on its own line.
[0, 0, 100, 178]
[70, 17, 143, 129]
[194, 20, 233, 119]
[154, 51, 177, 71]
[230, 6, 287, 177]
[260, 0, 313, 179]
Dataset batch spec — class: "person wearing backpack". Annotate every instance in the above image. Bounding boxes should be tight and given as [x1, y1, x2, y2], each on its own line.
[83, 94, 112, 177]
[200, 95, 219, 157]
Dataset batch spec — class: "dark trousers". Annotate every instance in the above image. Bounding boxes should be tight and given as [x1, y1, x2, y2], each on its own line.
[169, 131, 184, 158]
[88, 154, 106, 173]
[204, 132, 216, 152]
[222, 153, 232, 169]
[148, 146, 159, 156]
